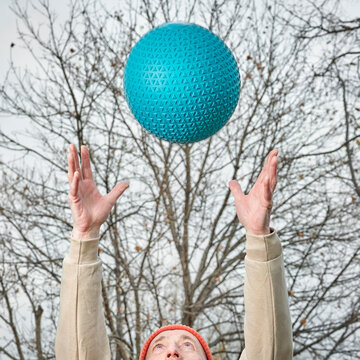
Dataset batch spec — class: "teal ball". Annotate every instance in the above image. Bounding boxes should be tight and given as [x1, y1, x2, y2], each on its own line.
[123, 22, 241, 144]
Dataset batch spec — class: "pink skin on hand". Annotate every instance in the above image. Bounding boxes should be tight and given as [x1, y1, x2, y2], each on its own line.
[67, 144, 129, 240]
[68, 145, 277, 239]
[229, 149, 278, 236]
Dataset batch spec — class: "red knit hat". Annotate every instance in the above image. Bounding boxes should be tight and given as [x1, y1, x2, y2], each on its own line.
[139, 324, 213, 360]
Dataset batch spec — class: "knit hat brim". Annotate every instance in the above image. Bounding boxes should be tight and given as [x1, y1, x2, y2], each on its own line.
[139, 324, 212, 360]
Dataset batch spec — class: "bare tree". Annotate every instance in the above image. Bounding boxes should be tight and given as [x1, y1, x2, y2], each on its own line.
[275, 1, 360, 357]
[0, 0, 359, 359]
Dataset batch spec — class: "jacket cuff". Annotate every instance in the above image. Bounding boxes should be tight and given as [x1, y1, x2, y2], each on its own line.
[66, 237, 100, 264]
[245, 228, 282, 262]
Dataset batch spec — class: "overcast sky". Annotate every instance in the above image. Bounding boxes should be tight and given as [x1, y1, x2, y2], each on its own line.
[0, 0, 360, 137]
[1, 0, 360, 78]
[0, 0, 121, 145]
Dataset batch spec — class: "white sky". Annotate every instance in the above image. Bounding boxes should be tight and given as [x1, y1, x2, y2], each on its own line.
[1, 0, 360, 81]
[0, 0, 123, 139]
[0, 0, 359, 164]
[1, 0, 359, 135]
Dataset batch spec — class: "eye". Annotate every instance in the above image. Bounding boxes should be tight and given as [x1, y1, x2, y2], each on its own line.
[153, 344, 164, 352]
[183, 342, 194, 350]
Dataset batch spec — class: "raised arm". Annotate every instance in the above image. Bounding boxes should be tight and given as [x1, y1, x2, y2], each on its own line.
[55, 144, 129, 360]
[229, 149, 293, 360]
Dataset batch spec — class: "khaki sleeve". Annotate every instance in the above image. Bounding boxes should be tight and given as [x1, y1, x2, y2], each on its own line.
[55, 238, 111, 360]
[239, 229, 293, 360]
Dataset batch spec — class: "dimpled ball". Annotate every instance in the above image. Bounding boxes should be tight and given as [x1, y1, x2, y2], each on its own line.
[123, 22, 241, 144]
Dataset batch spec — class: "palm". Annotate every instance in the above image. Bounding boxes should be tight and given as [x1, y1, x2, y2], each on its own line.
[235, 181, 271, 234]
[67, 144, 129, 236]
[229, 150, 278, 235]
[70, 179, 110, 232]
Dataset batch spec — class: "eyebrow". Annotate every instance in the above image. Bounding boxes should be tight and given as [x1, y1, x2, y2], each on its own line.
[152, 335, 166, 344]
[179, 335, 196, 342]
[152, 334, 196, 345]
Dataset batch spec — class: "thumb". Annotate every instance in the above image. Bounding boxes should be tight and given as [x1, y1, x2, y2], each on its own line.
[228, 180, 244, 200]
[106, 182, 129, 206]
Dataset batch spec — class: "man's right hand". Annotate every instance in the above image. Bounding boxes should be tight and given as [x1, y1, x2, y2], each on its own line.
[228, 149, 278, 236]
[68, 144, 129, 240]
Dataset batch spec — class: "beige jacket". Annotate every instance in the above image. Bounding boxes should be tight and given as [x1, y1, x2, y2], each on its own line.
[55, 229, 293, 359]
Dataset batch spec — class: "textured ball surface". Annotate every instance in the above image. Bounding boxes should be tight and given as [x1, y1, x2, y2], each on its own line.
[123, 22, 241, 144]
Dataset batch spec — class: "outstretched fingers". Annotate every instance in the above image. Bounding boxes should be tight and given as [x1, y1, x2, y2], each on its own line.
[266, 149, 277, 171]
[261, 149, 278, 183]
[106, 182, 129, 207]
[228, 180, 245, 202]
[81, 145, 93, 180]
[68, 151, 75, 184]
[263, 152, 278, 204]
[69, 171, 80, 197]
[263, 176, 272, 203]
[270, 155, 278, 192]
[257, 149, 275, 184]
[69, 144, 82, 179]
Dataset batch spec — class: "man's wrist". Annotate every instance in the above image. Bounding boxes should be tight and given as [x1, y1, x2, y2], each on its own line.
[246, 227, 271, 236]
[71, 227, 100, 240]
[245, 227, 281, 261]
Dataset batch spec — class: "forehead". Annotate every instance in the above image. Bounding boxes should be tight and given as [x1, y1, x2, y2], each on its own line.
[150, 329, 201, 345]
